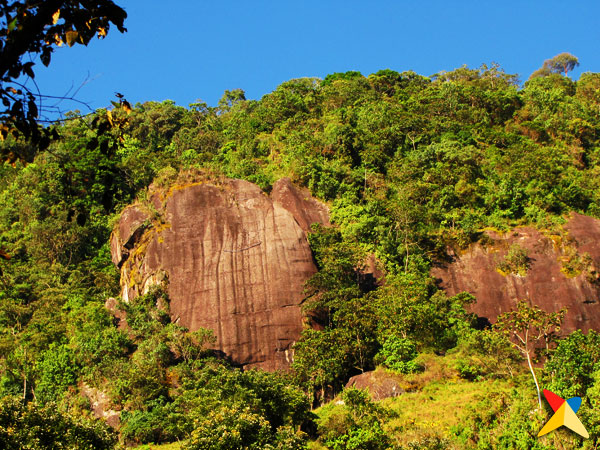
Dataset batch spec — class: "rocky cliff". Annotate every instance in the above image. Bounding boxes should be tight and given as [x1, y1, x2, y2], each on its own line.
[111, 174, 600, 370]
[110, 177, 329, 371]
[432, 213, 600, 333]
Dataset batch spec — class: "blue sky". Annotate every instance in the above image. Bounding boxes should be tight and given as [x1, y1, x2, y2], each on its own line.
[30, 0, 600, 116]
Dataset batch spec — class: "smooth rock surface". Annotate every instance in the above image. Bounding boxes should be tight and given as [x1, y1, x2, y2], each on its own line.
[432, 213, 600, 332]
[111, 178, 329, 370]
[271, 178, 330, 232]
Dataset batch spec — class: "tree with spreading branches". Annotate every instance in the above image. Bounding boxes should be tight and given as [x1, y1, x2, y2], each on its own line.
[495, 300, 566, 410]
[529, 52, 580, 80]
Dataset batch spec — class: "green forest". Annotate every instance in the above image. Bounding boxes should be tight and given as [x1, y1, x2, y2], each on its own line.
[3, 57, 600, 450]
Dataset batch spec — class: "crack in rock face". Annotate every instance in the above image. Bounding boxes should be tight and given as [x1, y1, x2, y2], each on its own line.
[111, 178, 329, 371]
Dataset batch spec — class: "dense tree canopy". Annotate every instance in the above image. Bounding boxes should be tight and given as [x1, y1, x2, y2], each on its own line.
[1, 63, 600, 448]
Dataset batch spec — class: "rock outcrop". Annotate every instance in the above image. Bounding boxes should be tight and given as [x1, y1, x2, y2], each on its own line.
[80, 383, 121, 429]
[346, 370, 405, 401]
[432, 213, 600, 333]
[110, 178, 329, 371]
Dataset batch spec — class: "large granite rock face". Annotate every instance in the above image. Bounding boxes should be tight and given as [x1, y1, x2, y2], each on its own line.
[432, 213, 600, 333]
[110, 178, 329, 371]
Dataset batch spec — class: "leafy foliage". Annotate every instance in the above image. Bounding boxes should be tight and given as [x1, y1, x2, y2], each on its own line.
[1, 61, 600, 447]
[530, 53, 580, 79]
[375, 335, 421, 374]
[451, 328, 521, 380]
[544, 330, 600, 398]
[0, 396, 117, 449]
[321, 388, 392, 450]
[0, 0, 127, 160]
[497, 243, 531, 276]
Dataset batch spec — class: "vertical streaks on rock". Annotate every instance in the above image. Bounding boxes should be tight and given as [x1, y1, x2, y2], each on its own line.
[111, 178, 329, 371]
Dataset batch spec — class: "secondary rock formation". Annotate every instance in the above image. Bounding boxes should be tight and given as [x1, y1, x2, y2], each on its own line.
[110, 177, 329, 371]
[432, 213, 600, 333]
[346, 371, 405, 401]
[80, 383, 121, 428]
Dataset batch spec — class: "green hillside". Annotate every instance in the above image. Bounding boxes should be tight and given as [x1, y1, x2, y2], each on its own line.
[2, 66, 600, 449]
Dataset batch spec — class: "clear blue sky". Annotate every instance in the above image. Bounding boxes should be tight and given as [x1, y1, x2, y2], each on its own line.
[31, 0, 600, 116]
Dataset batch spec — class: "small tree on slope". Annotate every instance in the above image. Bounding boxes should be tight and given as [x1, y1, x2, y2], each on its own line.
[494, 300, 566, 410]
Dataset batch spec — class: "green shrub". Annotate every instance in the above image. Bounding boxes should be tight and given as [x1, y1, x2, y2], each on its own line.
[451, 328, 521, 380]
[497, 243, 530, 276]
[376, 335, 422, 374]
[544, 330, 600, 398]
[320, 388, 392, 450]
[119, 398, 182, 444]
[560, 246, 594, 279]
[185, 405, 272, 450]
[327, 422, 389, 450]
[402, 435, 450, 450]
[35, 343, 80, 404]
[0, 396, 116, 450]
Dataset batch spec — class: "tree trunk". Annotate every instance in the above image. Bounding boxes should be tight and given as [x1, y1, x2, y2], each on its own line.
[404, 238, 409, 273]
[526, 350, 542, 410]
[22, 347, 27, 400]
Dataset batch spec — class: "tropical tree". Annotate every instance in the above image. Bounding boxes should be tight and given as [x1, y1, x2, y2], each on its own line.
[530, 52, 580, 79]
[217, 88, 246, 113]
[545, 52, 580, 76]
[494, 300, 566, 409]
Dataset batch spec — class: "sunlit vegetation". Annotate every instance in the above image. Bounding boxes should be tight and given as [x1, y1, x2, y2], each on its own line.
[2, 63, 600, 448]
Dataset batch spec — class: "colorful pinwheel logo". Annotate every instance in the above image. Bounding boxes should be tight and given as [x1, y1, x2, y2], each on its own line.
[538, 389, 589, 439]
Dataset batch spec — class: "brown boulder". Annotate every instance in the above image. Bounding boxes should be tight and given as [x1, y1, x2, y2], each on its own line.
[346, 370, 404, 401]
[432, 213, 600, 332]
[111, 178, 329, 371]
